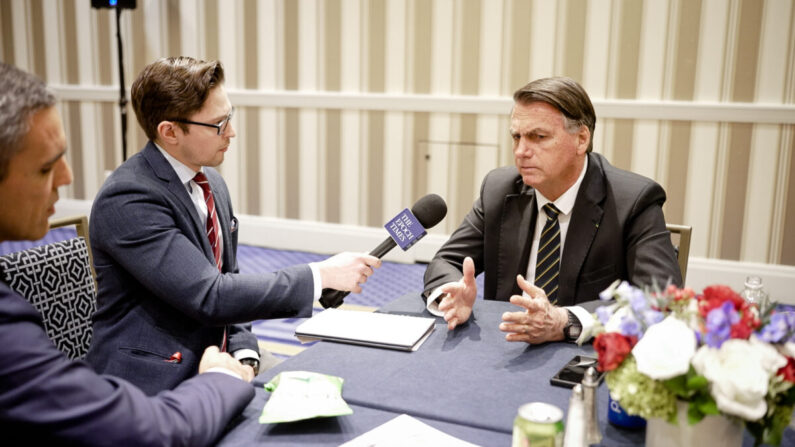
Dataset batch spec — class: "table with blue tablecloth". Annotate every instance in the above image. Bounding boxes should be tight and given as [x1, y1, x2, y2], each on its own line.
[218, 292, 793, 446]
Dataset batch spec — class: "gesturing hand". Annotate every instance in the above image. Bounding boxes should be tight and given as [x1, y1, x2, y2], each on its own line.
[499, 275, 568, 343]
[437, 256, 478, 330]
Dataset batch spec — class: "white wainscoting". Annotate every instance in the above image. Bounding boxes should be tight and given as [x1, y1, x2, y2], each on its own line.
[55, 199, 795, 304]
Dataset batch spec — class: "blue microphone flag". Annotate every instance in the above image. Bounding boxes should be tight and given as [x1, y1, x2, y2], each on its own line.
[384, 208, 427, 251]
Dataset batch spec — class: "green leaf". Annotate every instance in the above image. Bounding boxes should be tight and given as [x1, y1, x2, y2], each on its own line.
[664, 375, 688, 396]
[686, 374, 708, 391]
[697, 399, 719, 416]
[686, 401, 705, 425]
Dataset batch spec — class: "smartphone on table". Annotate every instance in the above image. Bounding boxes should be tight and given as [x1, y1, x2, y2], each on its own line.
[549, 355, 605, 388]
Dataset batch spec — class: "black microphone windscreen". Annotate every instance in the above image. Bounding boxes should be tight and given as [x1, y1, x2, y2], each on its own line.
[410, 194, 447, 229]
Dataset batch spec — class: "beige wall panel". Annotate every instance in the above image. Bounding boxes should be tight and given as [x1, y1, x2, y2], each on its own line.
[782, 127, 795, 265]
[244, 108, 261, 216]
[720, 123, 752, 261]
[2, 0, 795, 269]
[529, 0, 557, 80]
[339, 0, 362, 225]
[742, 124, 782, 262]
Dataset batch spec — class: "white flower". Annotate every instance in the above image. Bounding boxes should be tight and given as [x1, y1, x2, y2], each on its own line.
[692, 336, 787, 421]
[632, 316, 696, 380]
[782, 341, 795, 358]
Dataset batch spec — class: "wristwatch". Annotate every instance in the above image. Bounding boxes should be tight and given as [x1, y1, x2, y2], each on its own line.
[563, 311, 582, 342]
[239, 357, 260, 375]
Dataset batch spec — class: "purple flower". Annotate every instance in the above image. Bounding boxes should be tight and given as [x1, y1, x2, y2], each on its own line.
[758, 311, 795, 343]
[703, 301, 736, 348]
[596, 306, 613, 325]
[643, 309, 664, 327]
[620, 315, 643, 338]
[629, 290, 648, 313]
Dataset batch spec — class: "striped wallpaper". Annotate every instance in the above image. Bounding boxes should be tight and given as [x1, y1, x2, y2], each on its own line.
[1, 0, 794, 268]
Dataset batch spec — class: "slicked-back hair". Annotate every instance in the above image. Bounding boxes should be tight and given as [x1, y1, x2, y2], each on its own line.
[0, 63, 56, 181]
[513, 77, 596, 153]
[131, 57, 225, 141]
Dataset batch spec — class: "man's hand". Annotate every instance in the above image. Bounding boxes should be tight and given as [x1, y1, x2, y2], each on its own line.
[438, 257, 478, 330]
[499, 275, 568, 343]
[198, 346, 255, 382]
[317, 252, 382, 293]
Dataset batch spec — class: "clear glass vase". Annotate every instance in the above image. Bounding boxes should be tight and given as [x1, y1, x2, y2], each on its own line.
[645, 401, 743, 447]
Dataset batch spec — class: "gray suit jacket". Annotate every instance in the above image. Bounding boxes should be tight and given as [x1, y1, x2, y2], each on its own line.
[87, 142, 314, 395]
[424, 152, 682, 312]
[0, 281, 254, 446]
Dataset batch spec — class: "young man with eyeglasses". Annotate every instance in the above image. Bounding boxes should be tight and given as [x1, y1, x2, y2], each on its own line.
[0, 61, 256, 446]
[87, 57, 381, 395]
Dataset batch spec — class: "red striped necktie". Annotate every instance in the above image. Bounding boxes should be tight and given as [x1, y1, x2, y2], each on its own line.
[193, 172, 222, 270]
[193, 172, 227, 351]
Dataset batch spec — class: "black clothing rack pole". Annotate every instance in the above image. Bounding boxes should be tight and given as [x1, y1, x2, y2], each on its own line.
[115, 6, 128, 162]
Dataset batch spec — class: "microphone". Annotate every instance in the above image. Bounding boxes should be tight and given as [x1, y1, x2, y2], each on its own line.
[319, 193, 447, 308]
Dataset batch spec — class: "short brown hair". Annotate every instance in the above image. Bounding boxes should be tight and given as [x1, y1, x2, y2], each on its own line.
[131, 57, 225, 141]
[513, 77, 596, 152]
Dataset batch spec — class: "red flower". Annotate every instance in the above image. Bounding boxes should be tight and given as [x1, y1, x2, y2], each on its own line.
[777, 357, 795, 383]
[665, 284, 696, 301]
[730, 321, 754, 339]
[594, 333, 636, 372]
[698, 285, 745, 317]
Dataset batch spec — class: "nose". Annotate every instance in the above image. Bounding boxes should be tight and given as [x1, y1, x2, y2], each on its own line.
[225, 121, 236, 138]
[514, 137, 533, 157]
[54, 156, 73, 188]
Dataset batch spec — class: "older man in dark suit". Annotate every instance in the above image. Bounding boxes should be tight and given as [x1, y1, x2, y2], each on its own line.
[424, 77, 681, 345]
[0, 62, 255, 445]
[87, 57, 381, 395]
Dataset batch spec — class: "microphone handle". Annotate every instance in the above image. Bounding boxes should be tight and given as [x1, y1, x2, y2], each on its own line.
[319, 288, 349, 308]
[319, 237, 398, 308]
[369, 238, 397, 259]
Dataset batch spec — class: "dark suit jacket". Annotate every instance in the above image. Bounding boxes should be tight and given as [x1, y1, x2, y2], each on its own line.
[87, 142, 314, 395]
[424, 152, 682, 312]
[0, 281, 254, 446]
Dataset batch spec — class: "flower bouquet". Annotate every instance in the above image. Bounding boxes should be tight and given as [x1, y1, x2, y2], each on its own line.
[590, 281, 795, 446]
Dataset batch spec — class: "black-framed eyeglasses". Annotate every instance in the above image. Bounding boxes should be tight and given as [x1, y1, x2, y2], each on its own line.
[172, 107, 235, 136]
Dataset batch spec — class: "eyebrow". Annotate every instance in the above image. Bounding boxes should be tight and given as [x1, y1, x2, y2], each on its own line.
[211, 108, 233, 122]
[42, 149, 67, 168]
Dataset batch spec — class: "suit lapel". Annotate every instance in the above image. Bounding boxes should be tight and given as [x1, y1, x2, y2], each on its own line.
[141, 143, 214, 261]
[559, 153, 605, 306]
[496, 180, 536, 300]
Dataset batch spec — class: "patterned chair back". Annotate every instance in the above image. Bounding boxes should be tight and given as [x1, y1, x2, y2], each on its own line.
[0, 237, 97, 360]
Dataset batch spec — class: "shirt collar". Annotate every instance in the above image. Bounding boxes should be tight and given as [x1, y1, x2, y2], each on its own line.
[154, 143, 203, 186]
[535, 155, 589, 216]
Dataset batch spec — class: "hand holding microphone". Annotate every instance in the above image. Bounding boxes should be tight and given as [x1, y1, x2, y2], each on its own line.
[319, 193, 448, 308]
[315, 252, 381, 294]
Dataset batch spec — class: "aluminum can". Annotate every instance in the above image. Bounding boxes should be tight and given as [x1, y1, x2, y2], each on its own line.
[512, 402, 564, 447]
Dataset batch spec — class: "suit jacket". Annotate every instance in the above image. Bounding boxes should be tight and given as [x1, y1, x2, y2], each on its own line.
[87, 142, 314, 395]
[424, 152, 682, 312]
[0, 281, 254, 446]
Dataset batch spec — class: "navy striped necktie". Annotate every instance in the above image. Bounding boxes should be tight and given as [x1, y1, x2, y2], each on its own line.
[535, 203, 562, 301]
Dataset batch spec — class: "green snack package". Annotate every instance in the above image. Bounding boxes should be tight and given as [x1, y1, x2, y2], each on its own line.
[259, 370, 354, 423]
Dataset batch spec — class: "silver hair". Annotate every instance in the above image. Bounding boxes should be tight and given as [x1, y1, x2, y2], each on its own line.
[0, 63, 56, 181]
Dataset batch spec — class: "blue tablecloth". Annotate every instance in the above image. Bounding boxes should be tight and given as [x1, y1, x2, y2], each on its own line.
[218, 292, 793, 446]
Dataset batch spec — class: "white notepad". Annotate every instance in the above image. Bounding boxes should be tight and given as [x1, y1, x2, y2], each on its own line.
[294, 309, 436, 352]
[340, 414, 480, 447]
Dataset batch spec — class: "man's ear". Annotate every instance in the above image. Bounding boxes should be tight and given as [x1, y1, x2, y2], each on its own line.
[576, 125, 590, 154]
[157, 121, 180, 145]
